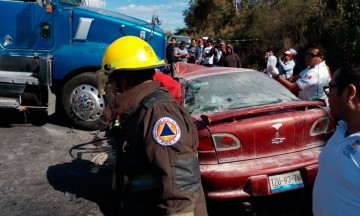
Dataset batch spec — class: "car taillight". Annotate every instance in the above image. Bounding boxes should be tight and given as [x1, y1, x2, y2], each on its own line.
[198, 135, 218, 165]
[310, 116, 329, 136]
[198, 136, 215, 152]
[212, 133, 241, 151]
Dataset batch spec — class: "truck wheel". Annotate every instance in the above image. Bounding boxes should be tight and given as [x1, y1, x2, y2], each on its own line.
[62, 72, 107, 131]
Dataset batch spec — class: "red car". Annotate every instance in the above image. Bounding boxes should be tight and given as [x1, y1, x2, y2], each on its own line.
[175, 65, 334, 201]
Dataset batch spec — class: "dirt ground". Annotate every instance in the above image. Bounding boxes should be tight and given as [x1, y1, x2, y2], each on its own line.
[0, 109, 314, 216]
[0, 110, 115, 216]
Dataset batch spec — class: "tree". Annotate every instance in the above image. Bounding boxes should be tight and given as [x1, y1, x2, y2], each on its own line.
[181, 0, 359, 68]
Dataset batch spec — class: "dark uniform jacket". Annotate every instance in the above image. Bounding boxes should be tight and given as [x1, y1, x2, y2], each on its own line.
[111, 81, 207, 216]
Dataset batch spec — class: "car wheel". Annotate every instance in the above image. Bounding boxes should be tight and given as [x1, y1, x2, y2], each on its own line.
[61, 72, 107, 131]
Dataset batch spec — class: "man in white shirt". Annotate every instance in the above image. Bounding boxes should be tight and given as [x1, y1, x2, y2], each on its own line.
[278, 50, 296, 79]
[264, 48, 277, 76]
[269, 43, 331, 103]
[202, 38, 215, 66]
[313, 62, 360, 216]
[266, 48, 277, 68]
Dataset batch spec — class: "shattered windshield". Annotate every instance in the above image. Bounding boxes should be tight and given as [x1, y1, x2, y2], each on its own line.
[59, 0, 82, 6]
[184, 71, 299, 115]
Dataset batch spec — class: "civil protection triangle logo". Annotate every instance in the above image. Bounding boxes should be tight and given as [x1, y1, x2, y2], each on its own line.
[152, 117, 181, 146]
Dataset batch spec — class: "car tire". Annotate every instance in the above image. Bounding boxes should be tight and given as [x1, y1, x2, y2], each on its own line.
[61, 72, 107, 131]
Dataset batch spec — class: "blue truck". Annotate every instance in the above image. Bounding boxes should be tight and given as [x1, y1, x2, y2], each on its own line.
[0, 0, 166, 130]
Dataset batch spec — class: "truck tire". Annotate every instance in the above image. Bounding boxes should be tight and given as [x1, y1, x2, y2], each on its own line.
[61, 72, 107, 131]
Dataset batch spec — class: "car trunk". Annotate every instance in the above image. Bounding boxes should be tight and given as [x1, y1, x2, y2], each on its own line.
[198, 101, 330, 164]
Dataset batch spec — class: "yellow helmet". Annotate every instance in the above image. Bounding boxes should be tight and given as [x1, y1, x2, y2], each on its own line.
[97, 36, 165, 95]
[102, 35, 165, 71]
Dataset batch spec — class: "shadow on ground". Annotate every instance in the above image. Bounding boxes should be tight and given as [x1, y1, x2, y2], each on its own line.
[46, 133, 117, 216]
[46, 159, 115, 216]
[0, 108, 72, 128]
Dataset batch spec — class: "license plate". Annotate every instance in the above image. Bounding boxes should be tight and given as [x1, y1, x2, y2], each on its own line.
[268, 170, 304, 193]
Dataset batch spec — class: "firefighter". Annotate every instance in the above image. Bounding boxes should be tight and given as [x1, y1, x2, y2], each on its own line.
[97, 36, 207, 216]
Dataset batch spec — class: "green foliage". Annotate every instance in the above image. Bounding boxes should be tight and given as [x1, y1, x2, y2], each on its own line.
[181, 0, 360, 68]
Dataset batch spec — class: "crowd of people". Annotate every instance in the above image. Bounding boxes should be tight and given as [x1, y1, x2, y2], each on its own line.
[165, 36, 242, 69]
[263, 44, 331, 105]
[167, 37, 332, 106]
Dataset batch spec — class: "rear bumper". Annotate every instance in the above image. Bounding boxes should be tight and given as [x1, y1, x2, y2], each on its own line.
[200, 147, 322, 199]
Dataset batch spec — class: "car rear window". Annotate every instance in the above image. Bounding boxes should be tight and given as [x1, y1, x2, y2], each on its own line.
[184, 71, 299, 114]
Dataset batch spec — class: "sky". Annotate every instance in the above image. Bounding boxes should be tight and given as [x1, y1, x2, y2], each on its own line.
[86, 0, 189, 32]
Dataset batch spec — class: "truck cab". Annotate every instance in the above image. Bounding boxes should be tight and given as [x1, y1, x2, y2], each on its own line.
[0, 0, 165, 130]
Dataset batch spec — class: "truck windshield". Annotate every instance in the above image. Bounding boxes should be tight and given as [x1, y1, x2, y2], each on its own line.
[59, 0, 83, 6]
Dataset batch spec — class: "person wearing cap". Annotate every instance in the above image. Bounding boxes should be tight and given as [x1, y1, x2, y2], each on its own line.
[214, 40, 226, 66]
[97, 36, 207, 216]
[278, 50, 296, 79]
[222, 44, 242, 68]
[288, 48, 297, 58]
[211, 38, 223, 66]
[268, 43, 330, 104]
